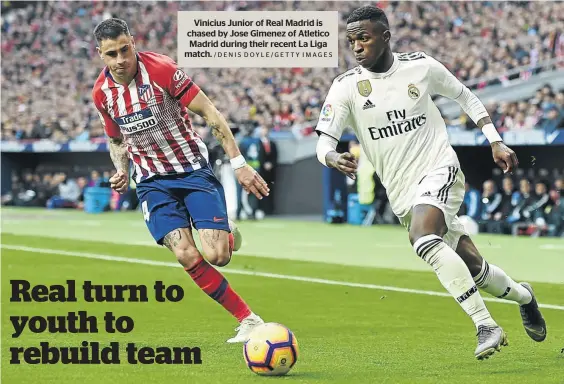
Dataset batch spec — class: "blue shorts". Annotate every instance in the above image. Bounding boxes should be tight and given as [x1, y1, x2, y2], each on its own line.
[136, 165, 230, 244]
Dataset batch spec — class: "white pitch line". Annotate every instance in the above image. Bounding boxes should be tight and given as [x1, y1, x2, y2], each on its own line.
[539, 244, 564, 250]
[2, 244, 564, 311]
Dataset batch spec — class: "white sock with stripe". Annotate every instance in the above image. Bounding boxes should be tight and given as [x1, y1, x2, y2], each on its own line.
[473, 259, 532, 305]
[414, 234, 497, 330]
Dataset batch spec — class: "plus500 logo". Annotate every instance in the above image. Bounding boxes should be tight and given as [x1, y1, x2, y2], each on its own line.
[117, 109, 157, 134]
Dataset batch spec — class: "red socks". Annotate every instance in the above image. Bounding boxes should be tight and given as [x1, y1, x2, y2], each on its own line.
[185, 258, 251, 322]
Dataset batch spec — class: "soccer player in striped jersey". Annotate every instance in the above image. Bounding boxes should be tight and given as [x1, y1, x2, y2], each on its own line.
[315, 6, 546, 359]
[91, 18, 269, 343]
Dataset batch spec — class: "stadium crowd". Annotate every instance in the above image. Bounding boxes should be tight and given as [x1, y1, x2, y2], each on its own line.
[361, 166, 564, 238]
[4, 163, 562, 237]
[1, 1, 563, 236]
[1, 167, 139, 212]
[1, 1, 564, 141]
[448, 83, 564, 133]
[460, 172, 564, 238]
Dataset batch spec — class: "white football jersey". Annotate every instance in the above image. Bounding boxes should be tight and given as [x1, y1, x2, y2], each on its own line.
[316, 52, 488, 218]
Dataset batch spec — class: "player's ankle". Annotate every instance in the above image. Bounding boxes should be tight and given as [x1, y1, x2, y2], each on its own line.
[238, 310, 254, 323]
[475, 317, 497, 330]
[517, 287, 533, 305]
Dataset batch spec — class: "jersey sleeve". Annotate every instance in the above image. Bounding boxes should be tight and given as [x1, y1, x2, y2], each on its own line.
[427, 54, 489, 123]
[427, 55, 465, 99]
[92, 91, 121, 138]
[315, 78, 352, 141]
[158, 57, 201, 106]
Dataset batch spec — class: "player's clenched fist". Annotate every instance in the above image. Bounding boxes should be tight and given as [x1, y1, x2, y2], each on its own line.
[109, 171, 128, 194]
[491, 142, 519, 174]
[328, 152, 358, 180]
[235, 164, 270, 200]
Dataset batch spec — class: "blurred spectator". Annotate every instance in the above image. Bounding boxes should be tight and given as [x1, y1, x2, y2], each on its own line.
[511, 180, 552, 236]
[554, 177, 564, 194]
[484, 177, 520, 234]
[479, 179, 503, 233]
[46, 172, 81, 209]
[256, 125, 278, 215]
[538, 105, 564, 133]
[507, 178, 532, 221]
[460, 181, 482, 221]
[88, 170, 102, 187]
[236, 129, 262, 220]
[546, 178, 564, 236]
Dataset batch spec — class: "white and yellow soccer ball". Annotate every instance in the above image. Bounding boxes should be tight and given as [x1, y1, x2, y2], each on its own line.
[243, 322, 299, 376]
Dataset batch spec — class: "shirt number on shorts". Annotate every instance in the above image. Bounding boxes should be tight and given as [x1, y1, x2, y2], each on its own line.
[141, 201, 150, 222]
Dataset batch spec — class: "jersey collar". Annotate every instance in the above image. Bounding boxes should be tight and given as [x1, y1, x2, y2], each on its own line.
[362, 53, 400, 79]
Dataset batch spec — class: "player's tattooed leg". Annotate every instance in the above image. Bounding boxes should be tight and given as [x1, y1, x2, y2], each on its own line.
[199, 229, 230, 267]
[201, 229, 220, 250]
[161, 227, 253, 324]
[163, 229, 183, 251]
[163, 227, 200, 269]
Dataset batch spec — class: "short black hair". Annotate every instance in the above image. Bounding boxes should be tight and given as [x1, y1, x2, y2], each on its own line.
[346, 5, 389, 28]
[93, 18, 131, 45]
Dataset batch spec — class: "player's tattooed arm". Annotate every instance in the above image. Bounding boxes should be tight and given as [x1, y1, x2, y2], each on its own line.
[207, 115, 240, 160]
[187, 91, 242, 160]
[189, 90, 270, 198]
[209, 121, 227, 148]
[108, 135, 129, 174]
[209, 118, 242, 162]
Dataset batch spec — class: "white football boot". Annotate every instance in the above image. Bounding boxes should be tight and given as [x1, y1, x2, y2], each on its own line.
[226, 313, 264, 343]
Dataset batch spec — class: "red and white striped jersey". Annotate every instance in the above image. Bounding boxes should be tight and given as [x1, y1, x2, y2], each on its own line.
[92, 51, 209, 183]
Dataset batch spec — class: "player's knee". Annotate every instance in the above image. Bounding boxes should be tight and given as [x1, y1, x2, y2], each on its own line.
[409, 230, 432, 246]
[409, 225, 448, 246]
[205, 243, 231, 267]
[173, 247, 202, 269]
[408, 231, 420, 246]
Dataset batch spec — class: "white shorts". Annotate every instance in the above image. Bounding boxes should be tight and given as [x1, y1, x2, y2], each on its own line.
[398, 165, 469, 250]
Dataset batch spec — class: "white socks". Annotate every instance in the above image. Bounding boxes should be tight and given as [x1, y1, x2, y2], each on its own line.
[473, 259, 532, 305]
[414, 235, 497, 329]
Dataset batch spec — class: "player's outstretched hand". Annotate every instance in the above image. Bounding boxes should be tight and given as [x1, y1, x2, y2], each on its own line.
[109, 171, 128, 194]
[333, 152, 358, 180]
[491, 142, 519, 174]
[235, 164, 270, 199]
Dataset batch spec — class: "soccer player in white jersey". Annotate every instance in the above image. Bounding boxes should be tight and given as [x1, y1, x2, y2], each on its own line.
[315, 6, 546, 360]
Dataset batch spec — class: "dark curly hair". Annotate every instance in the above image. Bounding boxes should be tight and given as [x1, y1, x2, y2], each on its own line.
[346, 5, 389, 28]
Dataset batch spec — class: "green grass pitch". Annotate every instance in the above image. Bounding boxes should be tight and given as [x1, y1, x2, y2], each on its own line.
[2, 208, 564, 383]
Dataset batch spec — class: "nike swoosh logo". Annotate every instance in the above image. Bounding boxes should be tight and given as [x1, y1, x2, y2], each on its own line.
[213, 217, 226, 222]
[524, 326, 546, 337]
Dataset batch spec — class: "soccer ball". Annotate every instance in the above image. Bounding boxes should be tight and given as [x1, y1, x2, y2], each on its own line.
[243, 322, 299, 376]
